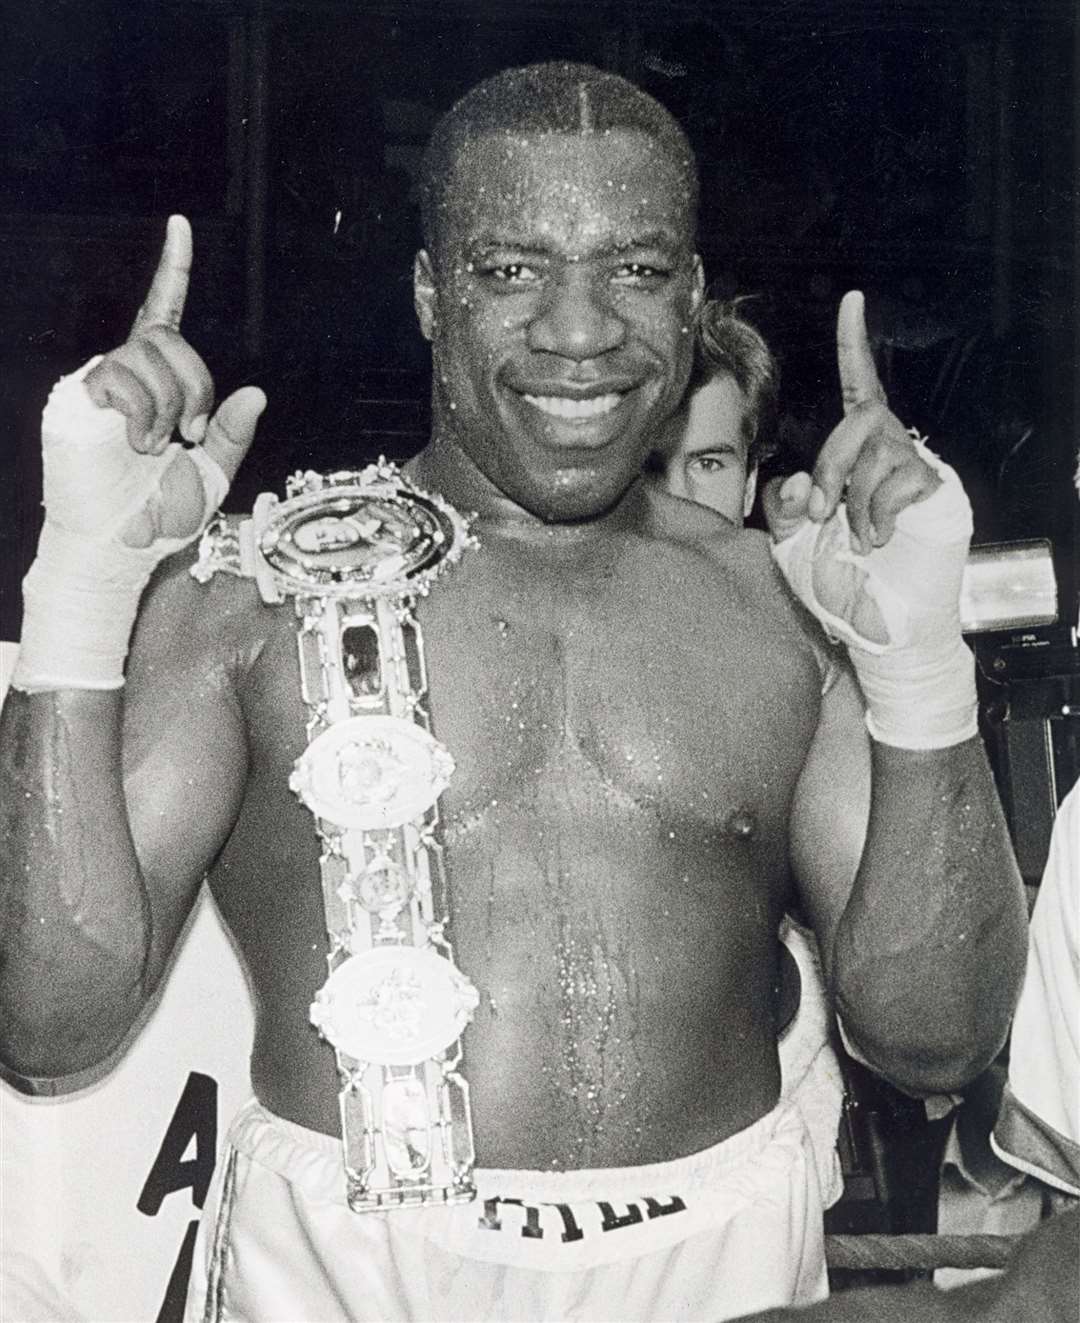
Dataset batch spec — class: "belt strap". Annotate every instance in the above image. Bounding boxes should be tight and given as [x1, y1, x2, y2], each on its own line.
[196, 460, 479, 1211]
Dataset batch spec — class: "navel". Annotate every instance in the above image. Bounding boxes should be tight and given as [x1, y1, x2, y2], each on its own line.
[723, 806, 758, 841]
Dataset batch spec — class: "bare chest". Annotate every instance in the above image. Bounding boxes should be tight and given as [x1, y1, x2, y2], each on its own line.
[216, 530, 825, 1160]
[239, 535, 821, 835]
[415, 538, 822, 844]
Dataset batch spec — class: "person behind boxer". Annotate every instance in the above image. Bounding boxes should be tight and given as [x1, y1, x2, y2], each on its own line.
[993, 787, 1080, 1202]
[651, 297, 779, 525]
[0, 62, 1027, 1322]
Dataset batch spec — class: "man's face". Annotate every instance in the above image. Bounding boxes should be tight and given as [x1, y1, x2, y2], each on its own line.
[660, 373, 757, 526]
[415, 129, 703, 522]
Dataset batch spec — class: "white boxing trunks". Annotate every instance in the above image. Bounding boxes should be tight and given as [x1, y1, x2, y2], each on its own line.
[778, 917, 845, 1210]
[185, 1097, 828, 1323]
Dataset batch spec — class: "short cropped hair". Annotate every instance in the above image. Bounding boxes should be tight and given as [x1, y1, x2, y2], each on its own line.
[689, 300, 779, 467]
[419, 61, 699, 259]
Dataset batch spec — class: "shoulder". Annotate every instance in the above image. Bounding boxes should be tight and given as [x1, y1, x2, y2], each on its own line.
[641, 484, 842, 687]
[641, 477, 744, 548]
[127, 515, 272, 684]
[641, 481, 783, 582]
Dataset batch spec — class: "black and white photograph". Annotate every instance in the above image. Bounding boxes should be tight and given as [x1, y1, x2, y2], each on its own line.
[1, 3, 1077, 1320]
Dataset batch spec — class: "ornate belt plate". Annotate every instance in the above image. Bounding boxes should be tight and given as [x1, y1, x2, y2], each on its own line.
[216, 461, 480, 1212]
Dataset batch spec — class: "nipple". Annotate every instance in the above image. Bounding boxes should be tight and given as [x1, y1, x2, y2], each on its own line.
[724, 807, 757, 840]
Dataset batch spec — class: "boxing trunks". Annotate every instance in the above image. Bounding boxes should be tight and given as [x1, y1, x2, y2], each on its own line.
[185, 1095, 829, 1323]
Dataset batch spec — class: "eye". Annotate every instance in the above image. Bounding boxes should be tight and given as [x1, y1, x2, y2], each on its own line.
[612, 261, 671, 286]
[483, 262, 541, 284]
[688, 452, 735, 474]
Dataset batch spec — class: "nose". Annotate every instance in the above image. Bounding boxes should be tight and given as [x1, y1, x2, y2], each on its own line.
[526, 269, 626, 361]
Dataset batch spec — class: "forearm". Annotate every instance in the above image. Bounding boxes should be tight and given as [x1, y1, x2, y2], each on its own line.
[831, 734, 1027, 1094]
[0, 687, 153, 1077]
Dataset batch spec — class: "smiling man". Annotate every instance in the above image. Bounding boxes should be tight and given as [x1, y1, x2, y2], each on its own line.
[411, 90, 702, 524]
[0, 63, 1027, 1322]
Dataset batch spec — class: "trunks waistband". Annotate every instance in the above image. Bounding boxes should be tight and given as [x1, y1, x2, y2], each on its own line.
[228, 1096, 803, 1208]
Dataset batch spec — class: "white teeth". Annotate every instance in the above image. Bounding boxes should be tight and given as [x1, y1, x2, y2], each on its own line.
[522, 393, 622, 419]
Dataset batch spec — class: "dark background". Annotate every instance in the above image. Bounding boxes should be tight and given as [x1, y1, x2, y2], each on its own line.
[1, 0, 1077, 643]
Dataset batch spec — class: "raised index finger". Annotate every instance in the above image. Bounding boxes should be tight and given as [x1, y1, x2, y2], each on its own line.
[837, 290, 887, 416]
[129, 214, 192, 338]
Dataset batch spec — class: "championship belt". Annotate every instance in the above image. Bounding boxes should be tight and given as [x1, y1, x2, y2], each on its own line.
[194, 462, 479, 1211]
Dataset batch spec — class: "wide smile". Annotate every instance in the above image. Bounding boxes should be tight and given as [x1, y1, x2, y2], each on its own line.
[521, 392, 624, 421]
[509, 383, 644, 452]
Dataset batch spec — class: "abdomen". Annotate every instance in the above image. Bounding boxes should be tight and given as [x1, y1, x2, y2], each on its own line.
[443, 771, 790, 1169]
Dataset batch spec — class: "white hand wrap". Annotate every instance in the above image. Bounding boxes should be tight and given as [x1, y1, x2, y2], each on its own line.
[13, 358, 228, 691]
[772, 436, 978, 750]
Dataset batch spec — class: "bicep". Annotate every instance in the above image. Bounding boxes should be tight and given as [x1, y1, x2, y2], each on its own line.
[121, 564, 249, 982]
[789, 662, 871, 973]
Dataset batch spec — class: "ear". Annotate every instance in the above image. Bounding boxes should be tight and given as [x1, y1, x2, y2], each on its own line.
[690, 255, 705, 313]
[743, 464, 759, 520]
[413, 249, 437, 342]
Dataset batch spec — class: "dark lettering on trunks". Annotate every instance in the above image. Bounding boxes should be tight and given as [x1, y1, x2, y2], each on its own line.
[478, 1192, 687, 1240]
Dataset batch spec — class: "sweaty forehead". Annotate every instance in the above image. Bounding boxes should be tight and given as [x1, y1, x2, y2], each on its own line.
[435, 129, 697, 260]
